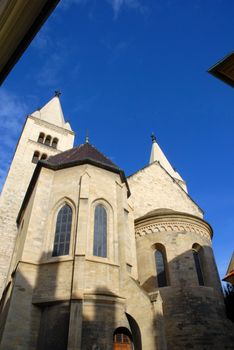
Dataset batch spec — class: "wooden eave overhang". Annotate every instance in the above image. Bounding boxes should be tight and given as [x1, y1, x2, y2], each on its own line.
[208, 52, 234, 88]
[0, 0, 60, 85]
[223, 270, 234, 285]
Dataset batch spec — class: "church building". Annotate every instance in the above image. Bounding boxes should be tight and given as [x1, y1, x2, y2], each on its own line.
[0, 95, 233, 349]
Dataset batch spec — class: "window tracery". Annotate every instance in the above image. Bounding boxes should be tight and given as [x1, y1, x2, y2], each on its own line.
[52, 204, 72, 257]
[93, 204, 107, 258]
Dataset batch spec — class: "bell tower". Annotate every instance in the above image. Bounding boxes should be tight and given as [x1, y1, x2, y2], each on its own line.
[0, 93, 75, 294]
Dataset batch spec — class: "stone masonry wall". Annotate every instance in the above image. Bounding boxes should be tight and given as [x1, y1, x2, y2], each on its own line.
[128, 161, 203, 220]
[0, 116, 74, 295]
[135, 213, 234, 349]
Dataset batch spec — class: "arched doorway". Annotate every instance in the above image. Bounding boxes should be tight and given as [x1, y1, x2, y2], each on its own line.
[113, 327, 133, 350]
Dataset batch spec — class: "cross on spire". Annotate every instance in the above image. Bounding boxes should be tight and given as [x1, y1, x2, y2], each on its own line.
[54, 90, 61, 97]
[151, 132, 156, 143]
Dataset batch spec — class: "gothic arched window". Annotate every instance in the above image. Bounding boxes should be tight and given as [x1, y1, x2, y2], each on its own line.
[32, 151, 40, 164]
[52, 204, 72, 257]
[93, 204, 107, 258]
[154, 245, 168, 288]
[192, 244, 204, 286]
[38, 132, 45, 143]
[52, 138, 58, 149]
[45, 135, 51, 146]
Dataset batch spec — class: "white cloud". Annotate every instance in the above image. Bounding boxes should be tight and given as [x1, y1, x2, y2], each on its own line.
[32, 26, 51, 51]
[58, 0, 145, 18]
[36, 53, 66, 87]
[0, 89, 28, 191]
[106, 0, 146, 18]
[58, 0, 87, 10]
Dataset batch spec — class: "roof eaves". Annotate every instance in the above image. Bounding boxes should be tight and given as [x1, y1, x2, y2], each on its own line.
[17, 163, 42, 225]
[44, 158, 131, 197]
[128, 160, 203, 215]
[208, 51, 234, 88]
[17, 157, 131, 223]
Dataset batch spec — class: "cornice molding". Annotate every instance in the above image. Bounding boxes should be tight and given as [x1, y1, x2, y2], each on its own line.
[29, 115, 74, 135]
[28, 139, 61, 153]
[135, 214, 212, 241]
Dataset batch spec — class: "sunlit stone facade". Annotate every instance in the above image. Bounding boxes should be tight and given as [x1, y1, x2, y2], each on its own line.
[0, 97, 233, 350]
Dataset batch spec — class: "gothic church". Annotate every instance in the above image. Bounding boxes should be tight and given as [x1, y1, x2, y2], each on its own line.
[0, 95, 233, 350]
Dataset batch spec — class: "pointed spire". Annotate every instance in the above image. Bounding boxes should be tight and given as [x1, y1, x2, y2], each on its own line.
[149, 134, 188, 192]
[31, 93, 71, 130]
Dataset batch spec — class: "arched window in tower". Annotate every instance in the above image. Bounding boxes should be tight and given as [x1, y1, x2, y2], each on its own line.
[40, 153, 47, 160]
[93, 204, 107, 258]
[52, 137, 58, 149]
[38, 132, 45, 143]
[52, 204, 72, 257]
[192, 244, 204, 286]
[154, 245, 168, 288]
[44, 135, 51, 146]
[32, 151, 40, 164]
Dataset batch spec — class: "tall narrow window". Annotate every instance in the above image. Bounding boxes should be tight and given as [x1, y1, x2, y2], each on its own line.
[52, 204, 72, 257]
[192, 244, 204, 286]
[93, 204, 107, 257]
[32, 151, 40, 164]
[52, 138, 58, 149]
[154, 246, 168, 287]
[45, 135, 51, 146]
[38, 132, 45, 143]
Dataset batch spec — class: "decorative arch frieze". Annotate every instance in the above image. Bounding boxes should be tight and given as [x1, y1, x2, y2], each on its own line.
[135, 217, 211, 242]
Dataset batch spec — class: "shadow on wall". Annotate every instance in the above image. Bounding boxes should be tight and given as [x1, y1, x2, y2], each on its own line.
[0, 251, 69, 350]
[33, 251, 71, 350]
[3, 242, 233, 349]
[0, 250, 142, 350]
[139, 243, 234, 350]
[80, 287, 142, 350]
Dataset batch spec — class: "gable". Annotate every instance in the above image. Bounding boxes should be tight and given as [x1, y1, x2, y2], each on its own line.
[128, 161, 203, 220]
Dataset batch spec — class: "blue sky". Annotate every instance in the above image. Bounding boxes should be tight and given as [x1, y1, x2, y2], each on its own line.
[0, 0, 233, 280]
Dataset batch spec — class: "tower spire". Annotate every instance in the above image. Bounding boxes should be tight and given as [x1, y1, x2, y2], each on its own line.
[31, 94, 70, 129]
[149, 133, 187, 192]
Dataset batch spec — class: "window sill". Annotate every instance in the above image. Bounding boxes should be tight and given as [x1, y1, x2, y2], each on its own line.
[41, 255, 74, 264]
[86, 255, 119, 267]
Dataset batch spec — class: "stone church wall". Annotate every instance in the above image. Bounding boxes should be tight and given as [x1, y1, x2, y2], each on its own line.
[0, 115, 74, 295]
[135, 212, 234, 349]
[128, 161, 203, 220]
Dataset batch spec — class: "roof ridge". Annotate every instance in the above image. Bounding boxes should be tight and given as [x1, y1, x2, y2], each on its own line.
[85, 142, 119, 169]
[46, 142, 119, 170]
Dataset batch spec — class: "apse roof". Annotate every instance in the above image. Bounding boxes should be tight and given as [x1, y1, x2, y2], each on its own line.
[17, 142, 130, 224]
[45, 142, 119, 171]
[208, 52, 234, 87]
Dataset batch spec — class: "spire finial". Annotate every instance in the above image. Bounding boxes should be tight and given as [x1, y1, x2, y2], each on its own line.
[54, 90, 61, 98]
[151, 132, 156, 143]
[85, 129, 89, 144]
